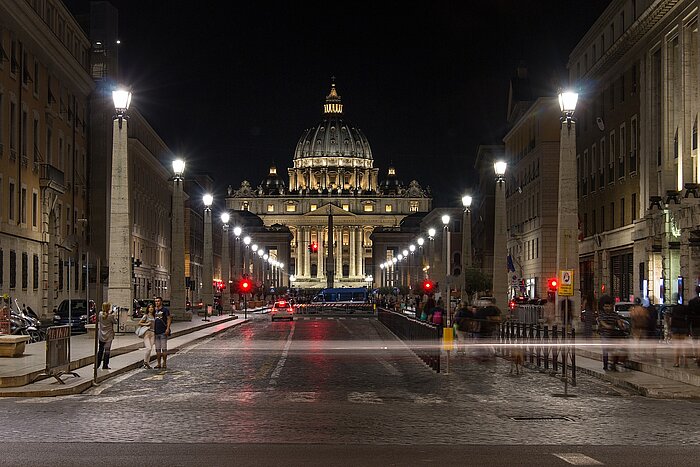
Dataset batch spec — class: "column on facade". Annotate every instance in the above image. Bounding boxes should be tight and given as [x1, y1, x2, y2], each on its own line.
[336, 227, 343, 278]
[349, 227, 357, 277]
[317, 226, 325, 279]
[364, 169, 370, 190]
[356, 227, 364, 278]
[302, 226, 310, 278]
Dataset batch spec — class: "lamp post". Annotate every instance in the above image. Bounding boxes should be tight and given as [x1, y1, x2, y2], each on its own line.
[417, 237, 425, 280]
[170, 159, 188, 321]
[232, 226, 242, 280]
[402, 249, 409, 287]
[221, 212, 231, 316]
[409, 244, 416, 289]
[397, 253, 404, 287]
[461, 195, 473, 302]
[251, 243, 258, 280]
[493, 161, 508, 311]
[391, 257, 398, 287]
[428, 227, 436, 278]
[243, 236, 251, 277]
[107, 88, 134, 331]
[442, 214, 451, 325]
[257, 249, 265, 295]
[379, 263, 385, 287]
[202, 194, 214, 319]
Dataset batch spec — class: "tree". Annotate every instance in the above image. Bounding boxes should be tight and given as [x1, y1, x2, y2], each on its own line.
[463, 268, 492, 304]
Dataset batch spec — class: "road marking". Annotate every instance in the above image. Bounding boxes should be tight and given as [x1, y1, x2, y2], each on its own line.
[286, 391, 317, 402]
[142, 372, 166, 381]
[348, 391, 383, 404]
[552, 453, 603, 465]
[269, 322, 295, 386]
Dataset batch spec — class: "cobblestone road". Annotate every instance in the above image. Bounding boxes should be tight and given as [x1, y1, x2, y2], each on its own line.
[1, 315, 698, 446]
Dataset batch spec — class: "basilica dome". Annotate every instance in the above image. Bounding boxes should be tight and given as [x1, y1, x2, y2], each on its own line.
[293, 83, 373, 165]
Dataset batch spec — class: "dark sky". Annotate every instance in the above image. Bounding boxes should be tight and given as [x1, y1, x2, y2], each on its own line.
[66, 0, 610, 206]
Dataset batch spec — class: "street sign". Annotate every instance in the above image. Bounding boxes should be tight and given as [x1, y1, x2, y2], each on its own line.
[442, 326, 454, 351]
[559, 269, 574, 296]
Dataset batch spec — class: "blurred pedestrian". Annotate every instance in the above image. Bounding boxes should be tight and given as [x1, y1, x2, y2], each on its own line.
[670, 304, 690, 367]
[97, 302, 117, 370]
[154, 296, 172, 369]
[138, 303, 156, 369]
[453, 303, 472, 355]
[598, 295, 628, 371]
[582, 293, 596, 338]
[688, 286, 700, 367]
[630, 298, 648, 359]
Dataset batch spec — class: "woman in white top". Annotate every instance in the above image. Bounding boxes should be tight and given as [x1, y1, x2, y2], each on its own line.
[138, 304, 156, 369]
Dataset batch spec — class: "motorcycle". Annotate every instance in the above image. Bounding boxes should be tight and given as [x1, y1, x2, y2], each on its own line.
[9, 299, 45, 343]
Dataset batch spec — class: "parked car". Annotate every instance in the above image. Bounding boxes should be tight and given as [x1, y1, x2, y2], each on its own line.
[53, 299, 91, 333]
[270, 300, 294, 321]
[614, 301, 636, 320]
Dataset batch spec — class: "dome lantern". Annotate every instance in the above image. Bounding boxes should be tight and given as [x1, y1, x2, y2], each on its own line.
[323, 80, 343, 115]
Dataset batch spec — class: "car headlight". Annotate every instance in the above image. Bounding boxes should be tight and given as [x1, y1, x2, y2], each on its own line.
[54, 314, 60, 321]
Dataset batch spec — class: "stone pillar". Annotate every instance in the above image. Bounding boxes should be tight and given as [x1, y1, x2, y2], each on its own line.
[350, 227, 356, 277]
[304, 226, 311, 278]
[357, 227, 364, 277]
[336, 227, 343, 278]
[221, 225, 230, 314]
[107, 116, 134, 331]
[317, 227, 325, 279]
[202, 206, 214, 309]
[171, 176, 188, 320]
[493, 177, 508, 310]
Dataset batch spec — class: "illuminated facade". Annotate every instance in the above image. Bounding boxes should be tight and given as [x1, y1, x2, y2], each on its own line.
[227, 83, 432, 288]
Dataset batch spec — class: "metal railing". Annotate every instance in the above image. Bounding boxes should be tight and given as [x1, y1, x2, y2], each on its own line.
[513, 304, 544, 324]
[497, 320, 576, 386]
[377, 308, 441, 373]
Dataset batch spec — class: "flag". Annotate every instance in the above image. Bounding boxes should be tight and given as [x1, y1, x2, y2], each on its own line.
[507, 254, 515, 272]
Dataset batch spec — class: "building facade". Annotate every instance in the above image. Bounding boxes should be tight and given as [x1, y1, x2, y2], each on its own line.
[226, 83, 432, 289]
[0, 0, 93, 317]
[568, 0, 700, 305]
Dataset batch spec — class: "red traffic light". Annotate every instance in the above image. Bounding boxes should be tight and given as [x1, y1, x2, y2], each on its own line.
[548, 278, 558, 290]
[422, 280, 434, 293]
[240, 279, 251, 291]
[308, 242, 318, 253]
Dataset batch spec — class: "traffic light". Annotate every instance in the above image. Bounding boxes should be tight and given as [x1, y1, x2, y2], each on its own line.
[239, 278, 251, 293]
[547, 278, 558, 303]
[422, 279, 435, 294]
[308, 242, 318, 253]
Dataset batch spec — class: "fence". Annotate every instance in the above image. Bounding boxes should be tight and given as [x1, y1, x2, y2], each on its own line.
[35, 325, 79, 384]
[377, 308, 441, 373]
[497, 320, 576, 385]
[513, 304, 544, 324]
[296, 303, 374, 315]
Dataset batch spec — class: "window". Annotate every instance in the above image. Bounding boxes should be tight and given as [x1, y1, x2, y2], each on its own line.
[33, 254, 38, 289]
[591, 144, 597, 190]
[21, 252, 27, 290]
[310, 204, 317, 211]
[694, 116, 698, 151]
[10, 101, 17, 152]
[363, 204, 374, 212]
[32, 191, 37, 227]
[58, 259, 63, 290]
[601, 206, 605, 231]
[285, 204, 296, 212]
[410, 201, 418, 212]
[631, 116, 638, 173]
[582, 150, 588, 195]
[0, 93, 3, 153]
[33, 118, 39, 164]
[267, 204, 274, 212]
[619, 125, 626, 178]
[9, 250, 16, 289]
[242, 201, 248, 211]
[632, 193, 637, 221]
[599, 138, 606, 188]
[9, 181, 15, 221]
[674, 127, 679, 159]
[620, 198, 625, 226]
[33, 59, 39, 95]
[20, 187, 26, 224]
[385, 204, 393, 212]
[608, 132, 615, 183]
[46, 127, 52, 164]
[0, 249, 3, 286]
[342, 204, 349, 211]
[592, 210, 597, 235]
[610, 202, 615, 230]
[21, 110, 27, 157]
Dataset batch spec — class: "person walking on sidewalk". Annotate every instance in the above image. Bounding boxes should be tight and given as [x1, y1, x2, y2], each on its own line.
[154, 296, 172, 369]
[138, 304, 156, 369]
[97, 303, 117, 370]
[670, 303, 690, 367]
[688, 286, 700, 367]
[598, 295, 627, 371]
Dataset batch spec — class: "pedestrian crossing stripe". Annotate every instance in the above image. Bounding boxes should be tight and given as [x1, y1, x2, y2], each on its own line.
[552, 453, 603, 465]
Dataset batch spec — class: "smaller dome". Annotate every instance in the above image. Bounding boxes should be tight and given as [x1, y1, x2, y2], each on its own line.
[259, 164, 286, 195]
[379, 165, 403, 195]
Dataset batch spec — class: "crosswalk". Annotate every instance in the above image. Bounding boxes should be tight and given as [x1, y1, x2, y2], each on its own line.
[218, 390, 447, 405]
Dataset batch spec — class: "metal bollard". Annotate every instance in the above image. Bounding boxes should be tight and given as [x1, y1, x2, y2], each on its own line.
[536, 324, 542, 368]
[552, 325, 559, 373]
[543, 325, 549, 370]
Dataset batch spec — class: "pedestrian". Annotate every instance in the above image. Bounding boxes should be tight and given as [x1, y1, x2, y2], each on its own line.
[454, 302, 471, 354]
[138, 303, 156, 369]
[582, 293, 596, 338]
[153, 296, 172, 369]
[688, 286, 700, 367]
[97, 302, 117, 370]
[597, 295, 628, 371]
[669, 303, 690, 367]
[629, 298, 648, 359]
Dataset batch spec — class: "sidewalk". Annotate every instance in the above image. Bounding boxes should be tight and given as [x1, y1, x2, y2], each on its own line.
[0, 308, 263, 397]
[572, 338, 700, 399]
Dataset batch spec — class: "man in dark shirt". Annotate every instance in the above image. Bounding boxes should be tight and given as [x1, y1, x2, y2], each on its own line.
[688, 286, 700, 367]
[154, 296, 172, 369]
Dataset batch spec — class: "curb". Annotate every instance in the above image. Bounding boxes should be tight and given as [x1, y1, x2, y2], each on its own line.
[0, 318, 247, 397]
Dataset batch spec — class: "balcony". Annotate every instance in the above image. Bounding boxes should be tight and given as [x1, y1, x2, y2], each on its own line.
[39, 163, 65, 194]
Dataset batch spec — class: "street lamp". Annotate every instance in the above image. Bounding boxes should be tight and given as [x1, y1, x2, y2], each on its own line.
[107, 88, 133, 331]
[493, 161, 508, 311]
[380, 263, 385, 287]
[427, 227, 436, 277]
[202, 194, 214, 318]
[442, 214, 451, 325]
[232, 225, 242, 281]
[170, 159, 187, 320]
[557, 89, 580, 325]
[221, 212, 231, 316]
[243, 236, 251, 277]
[461, 194, 473, 302]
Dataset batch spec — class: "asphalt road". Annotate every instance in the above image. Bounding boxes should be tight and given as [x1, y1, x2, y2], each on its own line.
[1, 313, 698, 466]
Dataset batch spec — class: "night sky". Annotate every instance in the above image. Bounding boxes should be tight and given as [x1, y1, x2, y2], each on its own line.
[66, 0, 610, 206]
